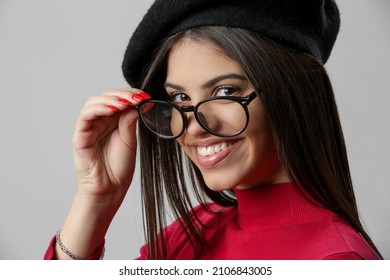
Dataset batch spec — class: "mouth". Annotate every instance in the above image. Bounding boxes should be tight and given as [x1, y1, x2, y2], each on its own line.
[194, 140, 239, 168]
[197, 141, 233, 156]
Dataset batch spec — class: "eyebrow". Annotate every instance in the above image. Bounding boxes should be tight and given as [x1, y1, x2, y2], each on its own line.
[164, 73, 247, 91]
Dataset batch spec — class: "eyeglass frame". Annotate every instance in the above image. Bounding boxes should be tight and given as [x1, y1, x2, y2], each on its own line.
[135, 91, 258, 140]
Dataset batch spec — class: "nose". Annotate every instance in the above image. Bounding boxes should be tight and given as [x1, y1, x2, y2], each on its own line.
[185, 112, 207, 136]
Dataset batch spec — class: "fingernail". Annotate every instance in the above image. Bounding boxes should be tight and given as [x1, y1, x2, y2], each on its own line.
[139, 92, 151, 99]
[117, 98, 131, 105]
[106, 105, 119, 112]
[131, 94, 145, 102]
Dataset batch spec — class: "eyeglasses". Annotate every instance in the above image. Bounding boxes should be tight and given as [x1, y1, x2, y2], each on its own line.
[136, 91, 258, 139]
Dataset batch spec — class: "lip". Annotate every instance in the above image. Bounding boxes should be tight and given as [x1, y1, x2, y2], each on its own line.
[192, 138, 241, 169]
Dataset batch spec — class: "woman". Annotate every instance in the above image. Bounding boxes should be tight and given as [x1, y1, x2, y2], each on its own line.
[44, 0, 382, 259]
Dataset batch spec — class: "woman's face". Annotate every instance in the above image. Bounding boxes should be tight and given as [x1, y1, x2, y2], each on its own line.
[165, 38, 289, 191]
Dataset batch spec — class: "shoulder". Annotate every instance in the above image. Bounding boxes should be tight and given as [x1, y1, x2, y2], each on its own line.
[136, 202, 236, 259]
[316, 216, 380, 260]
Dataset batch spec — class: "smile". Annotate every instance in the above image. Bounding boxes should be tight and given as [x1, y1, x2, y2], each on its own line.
[197, 141, 233, 156]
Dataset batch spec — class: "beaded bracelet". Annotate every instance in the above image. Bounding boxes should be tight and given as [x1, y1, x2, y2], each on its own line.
[56, 229, 105, 260]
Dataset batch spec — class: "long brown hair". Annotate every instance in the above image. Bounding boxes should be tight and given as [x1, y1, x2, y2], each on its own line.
[137, 26, 382, 259]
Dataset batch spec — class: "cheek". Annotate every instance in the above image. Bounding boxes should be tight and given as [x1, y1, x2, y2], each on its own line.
[246, 106, 276, 152]
[175, 136, 189, 156]
[247, 102, 270, 133]
[170, 110, 183, 135]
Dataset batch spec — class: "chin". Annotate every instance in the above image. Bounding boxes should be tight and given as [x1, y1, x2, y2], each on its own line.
[202, 176, 237, 192]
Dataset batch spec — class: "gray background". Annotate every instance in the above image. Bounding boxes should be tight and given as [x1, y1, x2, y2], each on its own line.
[0, 0, 389, 259]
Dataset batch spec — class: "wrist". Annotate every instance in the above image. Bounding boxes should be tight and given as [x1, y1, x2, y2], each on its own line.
[56, 192, 123, 259]
[55, 229, 105, 260]
[74, 186, 126, 216]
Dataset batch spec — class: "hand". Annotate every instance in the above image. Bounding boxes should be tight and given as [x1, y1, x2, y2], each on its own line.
[72, 88, 150, 206]
[53, 88, 150, 260]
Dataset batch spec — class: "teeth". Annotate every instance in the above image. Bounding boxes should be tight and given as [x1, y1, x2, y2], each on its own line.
[197, 142, 230, 156]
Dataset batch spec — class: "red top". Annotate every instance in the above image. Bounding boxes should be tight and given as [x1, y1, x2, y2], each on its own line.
[44, 182, 379, 260]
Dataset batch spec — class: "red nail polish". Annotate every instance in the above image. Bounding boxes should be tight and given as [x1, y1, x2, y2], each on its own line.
[106, 105, 119, 112]
[131, 94, 145, 102]
[117, 98, 130, 105]
[139, 92, 151, 99]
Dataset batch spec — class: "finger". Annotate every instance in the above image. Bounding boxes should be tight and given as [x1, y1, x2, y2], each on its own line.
[77, 91, 146, 126]
[117, 107, 139, 149]
[101, 89, 151, 105]
[79, 102, 119, 122]
[73, 89, 151, 144]
[101, 87, 145, 97]
[82, 95, 132, 111]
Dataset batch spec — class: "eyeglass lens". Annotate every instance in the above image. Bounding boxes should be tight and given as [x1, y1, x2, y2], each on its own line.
[139, 98, 247, 138]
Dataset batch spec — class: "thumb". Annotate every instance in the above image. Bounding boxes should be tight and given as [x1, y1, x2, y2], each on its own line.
[118, 107, 139, 148]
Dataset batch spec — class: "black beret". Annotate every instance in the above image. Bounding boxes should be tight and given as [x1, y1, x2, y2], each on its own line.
[122, 0, 340, 88]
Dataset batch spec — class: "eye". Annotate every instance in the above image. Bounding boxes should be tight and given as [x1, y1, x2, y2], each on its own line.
[170, 92, 190, 104]
[213, 86, 241, 97]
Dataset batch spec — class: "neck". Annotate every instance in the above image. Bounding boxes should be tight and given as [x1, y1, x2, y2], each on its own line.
[234, 182, 334, 231]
